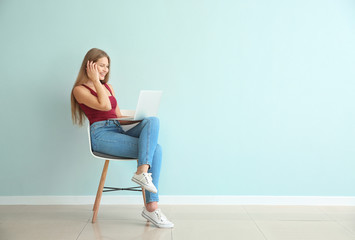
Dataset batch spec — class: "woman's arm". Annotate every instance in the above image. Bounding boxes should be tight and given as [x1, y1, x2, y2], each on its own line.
[108, 84, 142, 125]
[107, 84, 125, 117]
[73, 61, 111, 111]
[108, 84, 135, 119]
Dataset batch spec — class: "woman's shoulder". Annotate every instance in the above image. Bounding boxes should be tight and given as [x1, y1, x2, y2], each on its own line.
[73, 84, 91, 96]
[73, 84, 86, 92]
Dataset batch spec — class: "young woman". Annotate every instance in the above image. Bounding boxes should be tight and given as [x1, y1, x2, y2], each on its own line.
[70, 48, 173, 228]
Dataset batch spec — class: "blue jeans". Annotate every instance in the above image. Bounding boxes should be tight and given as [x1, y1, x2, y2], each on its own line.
[90, 117, 162, 203]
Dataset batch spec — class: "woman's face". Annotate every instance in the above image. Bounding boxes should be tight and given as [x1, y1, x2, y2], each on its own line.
[96, 57, 109, 80]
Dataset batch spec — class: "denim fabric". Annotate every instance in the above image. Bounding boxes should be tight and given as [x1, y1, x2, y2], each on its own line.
[90, 117, 161, 203]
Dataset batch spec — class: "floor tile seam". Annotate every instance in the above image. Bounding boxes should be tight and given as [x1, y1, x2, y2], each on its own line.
[95, 219, 137, 222]
[243, 205, 338, 222]
[251, 218, 336, 222]
[332, 219, 355, 237]
[250, 219, 355, 237]
[242, 205, 269, 240]
[318, 206, 355, 220]
[274, 219, 335, 222]
[0, 219, 94, 224]
[317, 206, 338, 221]
[95, 216, 146, 221]
[316, 206, 355, 235]
[76, 217, 91, 240]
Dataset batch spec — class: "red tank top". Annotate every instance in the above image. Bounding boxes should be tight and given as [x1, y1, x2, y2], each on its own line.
[79, 83, 118, 125]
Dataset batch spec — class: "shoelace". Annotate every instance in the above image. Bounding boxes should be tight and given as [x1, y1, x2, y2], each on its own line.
[154, 209, 162, 222]
[143, 173, 153, 183]
[154, 209, 168, 222]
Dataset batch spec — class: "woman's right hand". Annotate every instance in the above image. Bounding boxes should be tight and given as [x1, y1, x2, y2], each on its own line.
[86, 61, 100, 82]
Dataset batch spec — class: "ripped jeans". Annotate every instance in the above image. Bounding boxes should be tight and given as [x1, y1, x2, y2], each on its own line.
[90, 117, 162, 203]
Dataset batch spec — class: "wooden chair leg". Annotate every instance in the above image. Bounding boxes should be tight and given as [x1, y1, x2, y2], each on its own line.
[142, 189, 147, 208]
[92, 160, 109, 223]
[138, 160, 147, 208]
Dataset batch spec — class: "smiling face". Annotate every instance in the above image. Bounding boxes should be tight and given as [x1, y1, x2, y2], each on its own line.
[96, 57, 110, 81]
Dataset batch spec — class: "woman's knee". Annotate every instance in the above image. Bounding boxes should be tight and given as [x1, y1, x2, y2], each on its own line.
[144, 117, 160, 128]
[155, 144, 162, 155]
[153, 144, 162, 163]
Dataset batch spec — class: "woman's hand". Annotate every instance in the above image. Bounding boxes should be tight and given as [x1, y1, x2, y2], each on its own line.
[86, 61, 100, 82]
[119, 120, 142, 125]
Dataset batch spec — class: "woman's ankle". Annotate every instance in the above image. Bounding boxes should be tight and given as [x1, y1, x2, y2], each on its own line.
[146, 201, 158, 212]
[136, 164, 149, 174]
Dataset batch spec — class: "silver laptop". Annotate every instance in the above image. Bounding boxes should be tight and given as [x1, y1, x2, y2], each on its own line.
[117, 90, 162, 120]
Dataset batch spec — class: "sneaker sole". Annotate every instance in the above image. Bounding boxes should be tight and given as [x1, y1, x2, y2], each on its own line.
[141, 211, 174, 228]
[131, 177, 158, 193]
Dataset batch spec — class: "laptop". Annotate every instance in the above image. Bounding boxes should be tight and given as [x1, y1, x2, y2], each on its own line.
[117, 90, 162, 120]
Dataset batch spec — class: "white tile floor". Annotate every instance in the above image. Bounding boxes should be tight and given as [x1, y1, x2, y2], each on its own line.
[1, 205, 355, 240]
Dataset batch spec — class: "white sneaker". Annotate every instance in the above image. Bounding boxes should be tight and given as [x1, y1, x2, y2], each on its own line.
[131, 172, 158, 193]
[142, 208, 174, 228]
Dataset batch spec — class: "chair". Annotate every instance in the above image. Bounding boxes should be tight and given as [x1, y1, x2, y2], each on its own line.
[88, 110, 146, 223]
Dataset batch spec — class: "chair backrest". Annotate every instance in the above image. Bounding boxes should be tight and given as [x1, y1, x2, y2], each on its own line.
[87, 124, 106, 160]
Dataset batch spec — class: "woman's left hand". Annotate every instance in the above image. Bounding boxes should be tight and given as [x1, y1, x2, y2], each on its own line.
[119, 120, 142, 125]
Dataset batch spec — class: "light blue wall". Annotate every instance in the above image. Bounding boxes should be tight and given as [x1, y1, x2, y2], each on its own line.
[1, 0, 354, 197]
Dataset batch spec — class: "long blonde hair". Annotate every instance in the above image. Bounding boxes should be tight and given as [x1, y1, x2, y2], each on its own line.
[71, 48, 111, 126]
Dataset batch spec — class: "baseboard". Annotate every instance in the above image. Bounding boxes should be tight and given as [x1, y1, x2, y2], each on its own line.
[1, 195, 355, 205]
